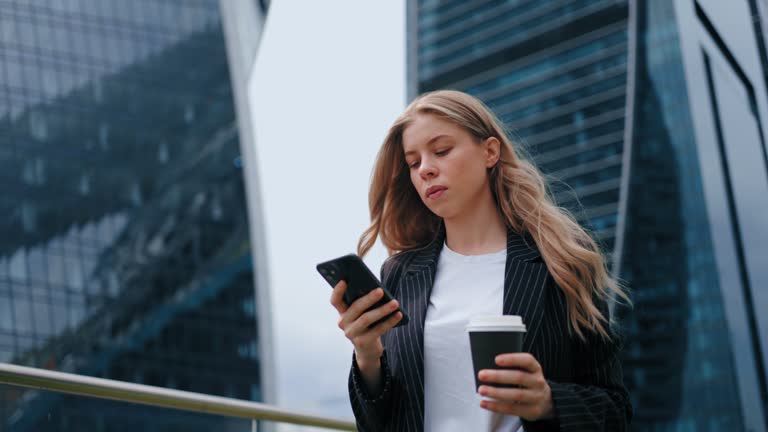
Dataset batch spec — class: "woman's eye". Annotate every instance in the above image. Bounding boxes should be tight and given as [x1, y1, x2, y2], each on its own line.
[436, 149, 451, 156]
[408, 161, 420, 169]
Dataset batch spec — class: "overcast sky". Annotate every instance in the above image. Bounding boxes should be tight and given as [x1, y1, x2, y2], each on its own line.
[249, 1, 405, 429]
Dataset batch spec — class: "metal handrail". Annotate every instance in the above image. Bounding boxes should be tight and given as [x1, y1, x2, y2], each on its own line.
[0, 362, 356, 431]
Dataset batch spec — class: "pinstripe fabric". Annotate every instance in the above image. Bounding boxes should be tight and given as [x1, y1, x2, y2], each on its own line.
[349, 225, 632, 431]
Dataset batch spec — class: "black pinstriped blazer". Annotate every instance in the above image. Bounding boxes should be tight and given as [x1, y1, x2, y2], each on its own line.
[348, 225, 632, 431]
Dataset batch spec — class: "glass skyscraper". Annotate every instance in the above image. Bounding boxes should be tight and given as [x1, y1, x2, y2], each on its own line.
[0, 1, 268, 430]
[410, 0, 768, 430]
[416, 0, 628, 254]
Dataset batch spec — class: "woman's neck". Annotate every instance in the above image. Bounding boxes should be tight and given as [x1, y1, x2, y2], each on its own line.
[443, 191, 507, 256]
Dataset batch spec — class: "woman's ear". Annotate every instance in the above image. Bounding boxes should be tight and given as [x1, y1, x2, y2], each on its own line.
[484, 137, 501, 168]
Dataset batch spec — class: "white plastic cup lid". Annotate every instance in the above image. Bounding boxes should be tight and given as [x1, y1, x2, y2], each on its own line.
[466, 315, 526, 332]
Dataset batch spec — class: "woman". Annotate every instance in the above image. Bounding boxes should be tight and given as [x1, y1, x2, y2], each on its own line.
[329, 90, 632, 431]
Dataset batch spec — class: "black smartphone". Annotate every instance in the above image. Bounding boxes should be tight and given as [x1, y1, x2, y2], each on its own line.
[317, 254, 409, 328]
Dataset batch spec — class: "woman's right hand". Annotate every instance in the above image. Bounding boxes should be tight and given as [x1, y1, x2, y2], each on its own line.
[330, 280, 403, 369]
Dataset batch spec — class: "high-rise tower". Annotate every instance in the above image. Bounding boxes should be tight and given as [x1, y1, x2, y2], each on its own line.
[410, 1, 768, 429]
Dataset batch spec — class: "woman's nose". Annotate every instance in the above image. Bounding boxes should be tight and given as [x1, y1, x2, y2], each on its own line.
[419, 158, 438, 179]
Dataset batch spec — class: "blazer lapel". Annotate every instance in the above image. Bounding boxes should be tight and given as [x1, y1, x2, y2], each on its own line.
[401, 225, 446, 326]
[503, 228, 549, 352]
[395, 224, 445, 425]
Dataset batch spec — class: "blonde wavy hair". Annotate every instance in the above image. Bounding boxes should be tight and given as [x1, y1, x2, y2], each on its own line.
[357, 90, 629, 340]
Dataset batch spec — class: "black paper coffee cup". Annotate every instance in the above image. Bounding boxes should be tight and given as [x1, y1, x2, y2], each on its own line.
[466, 315, 526, 390]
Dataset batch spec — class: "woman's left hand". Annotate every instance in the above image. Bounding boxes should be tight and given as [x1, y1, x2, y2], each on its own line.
[477, 353, 554, 421]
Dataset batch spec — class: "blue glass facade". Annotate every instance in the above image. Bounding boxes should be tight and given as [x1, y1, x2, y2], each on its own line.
[412, 0, 768, 430]
[0, 1, 261, 430]
[417, 0, 629, 254]
[617, 2, 744, 429]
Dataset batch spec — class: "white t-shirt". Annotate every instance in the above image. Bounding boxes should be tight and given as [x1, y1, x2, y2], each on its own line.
[423, 243, 524, 432]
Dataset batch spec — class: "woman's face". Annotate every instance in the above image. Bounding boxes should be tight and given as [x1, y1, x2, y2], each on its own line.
[402, 113, 499, 219]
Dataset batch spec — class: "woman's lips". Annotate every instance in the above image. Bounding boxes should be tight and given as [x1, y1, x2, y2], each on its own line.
[429, 189, 446, 199]
[427, 186, 447, 199]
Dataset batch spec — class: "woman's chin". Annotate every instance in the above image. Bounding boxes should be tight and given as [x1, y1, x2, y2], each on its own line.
[425, 204, 456, 220]
[423, 205, 444, 218]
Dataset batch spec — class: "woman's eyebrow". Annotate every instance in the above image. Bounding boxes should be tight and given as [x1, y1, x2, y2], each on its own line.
[404, 134, 450, 156]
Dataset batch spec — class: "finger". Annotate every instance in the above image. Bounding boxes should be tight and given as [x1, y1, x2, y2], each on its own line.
[495, 353, 541, 373]
[480, 400, 536, 418]
[477, 385, 537, 404]
[370, 311, 403, 337]
[478, 368, 543, 389]
[345, 300, 400, 338]
[342, 287, 385, 325]
[330, 280, 349, 314]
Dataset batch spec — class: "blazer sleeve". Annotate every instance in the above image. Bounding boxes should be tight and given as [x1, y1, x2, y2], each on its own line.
[347, 256, 406, 431]
[348, 350, 395, 431]
[525, 297, 633, 432]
